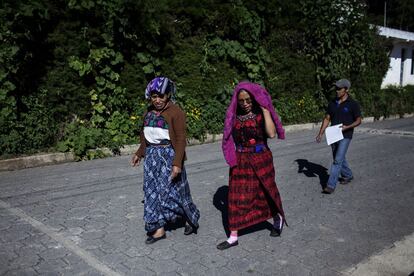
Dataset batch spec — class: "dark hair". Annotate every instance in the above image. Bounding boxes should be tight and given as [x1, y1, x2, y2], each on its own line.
[149, 90, 171, 100]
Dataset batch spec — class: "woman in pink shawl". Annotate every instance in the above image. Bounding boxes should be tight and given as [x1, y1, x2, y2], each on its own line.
[217, 81, 287, 250]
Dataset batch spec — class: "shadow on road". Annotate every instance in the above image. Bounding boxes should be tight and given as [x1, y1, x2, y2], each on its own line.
[213, 186, 230, 236]
[164, 217, 186, 232]
[295, 159, 329, 188]
[213, 185, 274, 237]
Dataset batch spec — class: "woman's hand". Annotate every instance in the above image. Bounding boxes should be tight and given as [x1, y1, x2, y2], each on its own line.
[260, 106, 269, 114]
[131, 154, 141, 167]
[171, 166, 182, 180]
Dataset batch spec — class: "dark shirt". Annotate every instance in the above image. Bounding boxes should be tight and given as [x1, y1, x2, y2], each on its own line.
[326, 97, 361, 139]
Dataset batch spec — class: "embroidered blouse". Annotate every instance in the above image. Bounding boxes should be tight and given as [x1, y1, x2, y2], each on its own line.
[232, 113, 266, 147]
[143, 111, 170, 144]
[136, 103, 187, 168]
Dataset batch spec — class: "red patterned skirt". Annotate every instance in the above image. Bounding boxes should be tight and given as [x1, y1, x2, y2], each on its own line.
[228, 149, 285, 231]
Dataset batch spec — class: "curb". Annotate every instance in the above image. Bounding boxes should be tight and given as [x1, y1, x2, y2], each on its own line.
[1, 114, 412, 172]
[0, 152, 74, 171]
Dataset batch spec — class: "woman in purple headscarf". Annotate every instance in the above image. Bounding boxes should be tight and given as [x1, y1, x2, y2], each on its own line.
[217, 81, 287, 250]
[131, 77, 200, 244]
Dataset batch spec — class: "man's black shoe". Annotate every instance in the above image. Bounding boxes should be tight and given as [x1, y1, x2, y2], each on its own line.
[322, 187, 335, 194]
[217, 240, 238, 250]
[339, 177, 353, 185]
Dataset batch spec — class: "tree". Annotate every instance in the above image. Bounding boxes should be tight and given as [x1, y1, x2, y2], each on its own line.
[367, 0, 414, 31]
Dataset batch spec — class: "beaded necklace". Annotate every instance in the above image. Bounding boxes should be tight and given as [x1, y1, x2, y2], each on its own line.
[237, 112, 256, 122]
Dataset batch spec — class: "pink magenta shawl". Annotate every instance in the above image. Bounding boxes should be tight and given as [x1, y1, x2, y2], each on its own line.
[222, 82, 285, 167]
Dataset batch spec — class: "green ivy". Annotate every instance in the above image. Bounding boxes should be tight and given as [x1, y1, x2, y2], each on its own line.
[0, 0, 408, 159]
[276, 93, 325, 124]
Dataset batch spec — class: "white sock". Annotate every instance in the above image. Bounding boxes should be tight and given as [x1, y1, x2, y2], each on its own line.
[227, 235, 238, 244]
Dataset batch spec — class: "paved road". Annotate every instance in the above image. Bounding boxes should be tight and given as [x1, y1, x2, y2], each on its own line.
[1, 118, 413, 276]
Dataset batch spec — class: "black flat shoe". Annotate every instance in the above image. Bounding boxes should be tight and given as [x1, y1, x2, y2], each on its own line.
[145, 234, 166, 244]
[270, 227, 282, 237]
[216, 240, 238, 250]
[184, 223, 198, 235]
[270, 216, 284, 237]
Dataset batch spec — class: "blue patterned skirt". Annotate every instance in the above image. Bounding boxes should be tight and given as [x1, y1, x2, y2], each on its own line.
[143, 145, 200, 232]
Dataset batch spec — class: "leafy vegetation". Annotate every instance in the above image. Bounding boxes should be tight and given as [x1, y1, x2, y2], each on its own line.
[0, 0, 412, 159]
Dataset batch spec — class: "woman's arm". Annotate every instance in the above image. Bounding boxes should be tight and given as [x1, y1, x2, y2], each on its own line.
[172, 109, 186, 167]
[131, 113, 147, 166]
[170, 107, 186, 179]
[261, 107, 277, 138]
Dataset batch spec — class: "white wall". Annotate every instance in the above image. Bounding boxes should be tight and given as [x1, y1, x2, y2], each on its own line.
[381, 43, 414, 88]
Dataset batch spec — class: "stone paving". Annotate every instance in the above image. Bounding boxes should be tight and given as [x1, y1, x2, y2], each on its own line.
[0, 117, 413, 275]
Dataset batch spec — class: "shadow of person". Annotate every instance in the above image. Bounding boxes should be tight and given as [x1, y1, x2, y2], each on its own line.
[295, 159, 329, 188]
[213, 186, 230, 236]
[239, 221, 274, 236]
[213, 185, 275, 237]
[164, 216, 186, 232]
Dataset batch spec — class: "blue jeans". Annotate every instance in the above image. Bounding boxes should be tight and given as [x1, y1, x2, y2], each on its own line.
[327, 138, 353, 189]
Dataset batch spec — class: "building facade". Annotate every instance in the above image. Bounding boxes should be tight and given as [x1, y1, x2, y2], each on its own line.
[378, 26, 414, 88]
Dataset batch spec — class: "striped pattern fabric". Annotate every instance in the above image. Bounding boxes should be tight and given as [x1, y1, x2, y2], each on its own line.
[144, 77, 176, 99]
[143, 145, 200, 233]
[228, 149, 285, 231]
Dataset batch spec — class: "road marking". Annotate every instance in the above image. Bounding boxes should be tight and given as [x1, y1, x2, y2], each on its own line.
[0, 199, 122, 276]
[342, 232, 414, 276]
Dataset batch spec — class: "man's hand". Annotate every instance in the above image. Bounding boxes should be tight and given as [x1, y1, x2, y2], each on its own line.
[340, 117, 361, 132]
[171, 165, 182, 180]
[316, 133, 323, 143]
[341, 125, 350, 132]
[131, 154, 141, 167]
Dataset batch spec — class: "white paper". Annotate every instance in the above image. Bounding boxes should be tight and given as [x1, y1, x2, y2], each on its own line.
[325, 124, 343, 145]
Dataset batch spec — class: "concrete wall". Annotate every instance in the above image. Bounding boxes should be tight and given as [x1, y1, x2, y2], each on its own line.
[381, 43, 414, 88]
[378, 26, 414, 88]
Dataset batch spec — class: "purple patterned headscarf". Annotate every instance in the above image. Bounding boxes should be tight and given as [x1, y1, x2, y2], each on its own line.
[145, 77, 176, 99]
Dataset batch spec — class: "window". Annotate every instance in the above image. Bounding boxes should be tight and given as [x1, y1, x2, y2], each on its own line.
[411, 49, 414, 75]
[400, 48, 405, 85]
